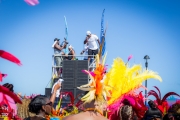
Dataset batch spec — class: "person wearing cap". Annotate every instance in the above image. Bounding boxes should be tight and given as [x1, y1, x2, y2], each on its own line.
[85, 31, 100, 62]
[52, 38, 67, 78]
[64, 45, 76, 60]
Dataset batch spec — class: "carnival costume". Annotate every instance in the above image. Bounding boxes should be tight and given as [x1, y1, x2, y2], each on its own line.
[0, 50, 22, 120]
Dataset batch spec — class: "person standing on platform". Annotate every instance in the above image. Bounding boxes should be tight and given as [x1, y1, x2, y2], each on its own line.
[85, 31, 100, 62]
[64, 45, 76, 60]
[52, 38, 67, 78]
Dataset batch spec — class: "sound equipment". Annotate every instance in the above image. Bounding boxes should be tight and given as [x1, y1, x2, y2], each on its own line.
[62, 60, 88, 89]
[45, 88, 52, 98]
[61, 60, 88, 105]
[45, 60, 89, 106]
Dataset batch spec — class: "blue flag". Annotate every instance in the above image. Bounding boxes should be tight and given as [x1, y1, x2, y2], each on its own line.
[64, 16, 68, 55]
[100, 9, 106, 56]
[64, 16, 68, 40]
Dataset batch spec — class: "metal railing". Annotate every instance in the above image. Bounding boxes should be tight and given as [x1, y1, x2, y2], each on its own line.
[52, 54, 96, 78]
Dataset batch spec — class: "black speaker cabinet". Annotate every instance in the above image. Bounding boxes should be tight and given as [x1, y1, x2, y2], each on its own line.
[62, 60, 88, 89]
[45, 88, 52, 98]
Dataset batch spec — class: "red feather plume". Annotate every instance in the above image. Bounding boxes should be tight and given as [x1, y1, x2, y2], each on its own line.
[148, 90, 161, 104]
[0, 50, 22, 66]
[62, 92, 74, 105]
[162, 92, 180, 103]
[154, 86, 161, 100]
[0, 72, 7, 82]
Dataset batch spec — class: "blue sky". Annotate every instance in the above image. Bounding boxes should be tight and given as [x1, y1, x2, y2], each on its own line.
[0, 0, 180, 98]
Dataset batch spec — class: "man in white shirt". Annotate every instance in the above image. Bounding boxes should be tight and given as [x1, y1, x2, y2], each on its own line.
[85, 31, 100, 62]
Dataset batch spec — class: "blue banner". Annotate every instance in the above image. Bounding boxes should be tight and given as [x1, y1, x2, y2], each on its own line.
[64, 16, 68, 54]
[100, 9, 106, 56]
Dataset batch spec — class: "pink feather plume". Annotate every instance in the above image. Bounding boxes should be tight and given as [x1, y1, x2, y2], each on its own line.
[128, 55, 133, 61]
[24, 0, 39, 6]
[82, 70, 95, 77]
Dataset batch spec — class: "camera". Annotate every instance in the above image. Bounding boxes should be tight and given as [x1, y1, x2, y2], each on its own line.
[64, 38, 69, 44]
[60, 38, 69, 47]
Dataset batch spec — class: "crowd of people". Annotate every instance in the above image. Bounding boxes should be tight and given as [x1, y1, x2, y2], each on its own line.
[1, 81, 180, 120]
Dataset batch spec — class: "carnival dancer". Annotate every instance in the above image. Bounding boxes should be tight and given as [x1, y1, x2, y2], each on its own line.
[52, 38, 67, 78]
[0, 83, 15, 119]
[84, 31, 100, 62]
[0, 83, 22, 120]
[104, 56, 162, 120]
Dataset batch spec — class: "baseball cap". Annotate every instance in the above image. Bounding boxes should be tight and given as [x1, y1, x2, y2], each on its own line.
[86, 31, 91, 36]
[68, 45, 73, 49]
[54, 38, 60, 41]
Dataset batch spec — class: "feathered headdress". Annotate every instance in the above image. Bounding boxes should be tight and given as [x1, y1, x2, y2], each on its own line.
[77, 54, 110, 105]
[105, 57, 162, 106]
[103, 57, 162, 120]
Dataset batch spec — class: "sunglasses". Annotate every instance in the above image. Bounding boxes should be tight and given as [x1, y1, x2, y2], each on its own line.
[45, 102, 53, 106]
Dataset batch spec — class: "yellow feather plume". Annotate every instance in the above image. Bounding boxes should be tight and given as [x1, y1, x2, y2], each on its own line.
[104, 57, 162, 105]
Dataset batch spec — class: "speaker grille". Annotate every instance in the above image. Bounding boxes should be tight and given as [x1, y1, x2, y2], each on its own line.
[62, 79, 75, 89]
[45, 88, 52, 98]
[62, 60, 88, 88]
[75, 78, 88, 87]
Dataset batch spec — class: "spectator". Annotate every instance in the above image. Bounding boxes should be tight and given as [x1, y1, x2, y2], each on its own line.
[51, 78, 63, 109]
[24, 83, 60, 120]
[143, 100, 163, 120]
[170, 102, 180, 120]
[163, 105, 174, 120]
[85, 31, 100, 62]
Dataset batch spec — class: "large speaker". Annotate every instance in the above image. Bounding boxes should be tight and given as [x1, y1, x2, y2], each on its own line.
[45, 88, 52, 98]
[62, 60, 88, 89]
